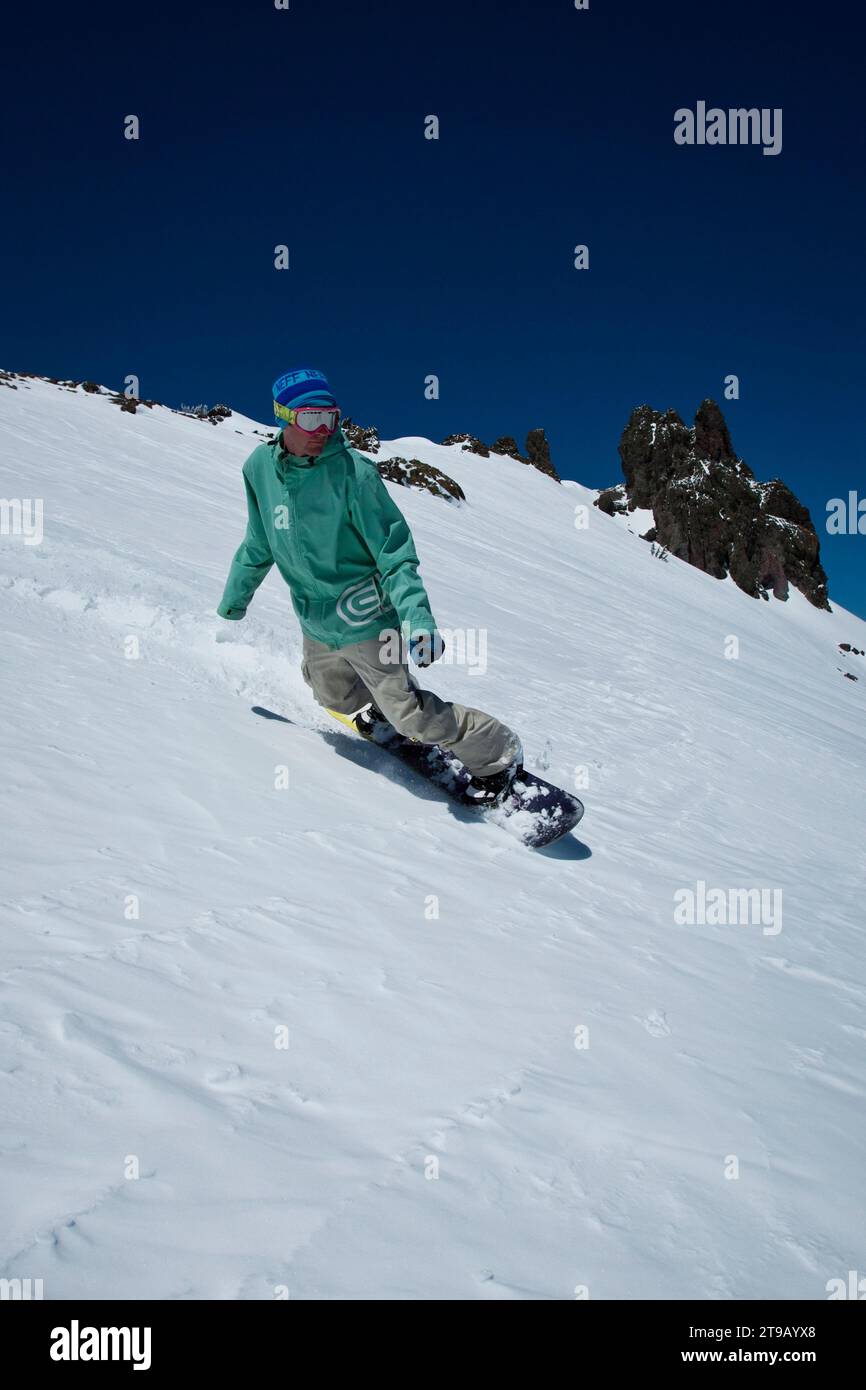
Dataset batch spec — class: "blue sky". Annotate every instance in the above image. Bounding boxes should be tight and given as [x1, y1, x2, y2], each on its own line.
[3, 0, 864, 614]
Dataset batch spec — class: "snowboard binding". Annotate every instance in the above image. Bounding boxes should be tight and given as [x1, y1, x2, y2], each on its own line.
[464, 748, 525, 807]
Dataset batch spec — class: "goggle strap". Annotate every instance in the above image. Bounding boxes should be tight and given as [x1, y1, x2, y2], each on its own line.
[274, 402, 339, 427]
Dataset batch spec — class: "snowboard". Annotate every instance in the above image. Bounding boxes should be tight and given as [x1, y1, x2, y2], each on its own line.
[252, 706, 584, 849]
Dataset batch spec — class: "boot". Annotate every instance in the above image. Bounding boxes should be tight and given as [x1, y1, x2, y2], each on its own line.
[464, 748, 524, 806]
[353, 703, 395, 743]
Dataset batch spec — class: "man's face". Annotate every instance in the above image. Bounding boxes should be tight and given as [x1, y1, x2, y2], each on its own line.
[281, 410, 338, 458]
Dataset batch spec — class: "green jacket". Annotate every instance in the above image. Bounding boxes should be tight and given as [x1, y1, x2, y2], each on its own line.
[217, 429, 438, 650]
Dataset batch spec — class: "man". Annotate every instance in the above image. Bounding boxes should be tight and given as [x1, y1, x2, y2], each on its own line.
[217, 367, 523, 802]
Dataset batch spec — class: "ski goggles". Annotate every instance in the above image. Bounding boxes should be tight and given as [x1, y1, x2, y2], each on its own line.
[274, 401, 341, 433]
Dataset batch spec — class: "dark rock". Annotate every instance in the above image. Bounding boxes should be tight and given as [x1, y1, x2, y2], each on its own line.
[377, 455, 464, 502]
[342, 417, 381, 454]
[619, 406, 692, 508]
[524, 428, 560, 482]
[596, 484, 629, 516]
[430, 427, 561, 481]
[601, 398, 830, 609]
[442, 432, 490, 457]
[109, 393, 156, 414]
[489, 436, 523, 460]
[693, 398, 735, 463]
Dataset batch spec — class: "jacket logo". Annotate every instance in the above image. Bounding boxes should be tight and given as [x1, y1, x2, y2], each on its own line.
[336, 576, 387, 627]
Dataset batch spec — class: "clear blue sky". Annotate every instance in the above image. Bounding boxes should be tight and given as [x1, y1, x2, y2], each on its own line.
[3, 0, 863, 614]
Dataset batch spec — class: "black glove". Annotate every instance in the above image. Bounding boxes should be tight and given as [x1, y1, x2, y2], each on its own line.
[409, 631, 446, 668]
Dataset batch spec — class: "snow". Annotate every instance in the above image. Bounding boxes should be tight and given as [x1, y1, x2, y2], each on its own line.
[605, 503, 655, 539]
[767, 514, 806, 535]
[1, 375, 865, 1300]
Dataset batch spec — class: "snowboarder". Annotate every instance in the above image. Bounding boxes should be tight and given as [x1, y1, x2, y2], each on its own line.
[217, 367, 523, 802]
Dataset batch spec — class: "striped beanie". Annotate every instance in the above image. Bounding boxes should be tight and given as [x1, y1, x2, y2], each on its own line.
[272, 368, 337, 427]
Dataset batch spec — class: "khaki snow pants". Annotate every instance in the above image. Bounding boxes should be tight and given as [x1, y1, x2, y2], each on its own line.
[301, 631, 521, 779]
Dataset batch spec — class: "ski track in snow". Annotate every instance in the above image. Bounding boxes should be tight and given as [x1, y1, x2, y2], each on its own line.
[0, 376, 865, 1299]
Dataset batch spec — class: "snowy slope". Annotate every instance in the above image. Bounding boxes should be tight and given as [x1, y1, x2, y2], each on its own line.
[1, 375, 864, 1301]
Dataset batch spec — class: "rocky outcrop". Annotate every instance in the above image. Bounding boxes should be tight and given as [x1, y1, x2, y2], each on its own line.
[2, 373, 242, 423]
[114, 395, 148, 414]
[595, 483, 629, 517]
[490, 436, 522, 459]
[376, 455, 464, 503]
[524, 428, 560, 482]
[343, 422, 461, 500]
[441, 432, 490, 457]
[597, 399, 830, 609]
[443, 428, 561, 481]
[178, 402, 232, 424]
[342, 417, 381, 454]
[108, 390, 157, 415]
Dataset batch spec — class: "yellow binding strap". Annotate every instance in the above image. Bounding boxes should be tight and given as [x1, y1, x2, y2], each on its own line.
[324, 706, 361, 733]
